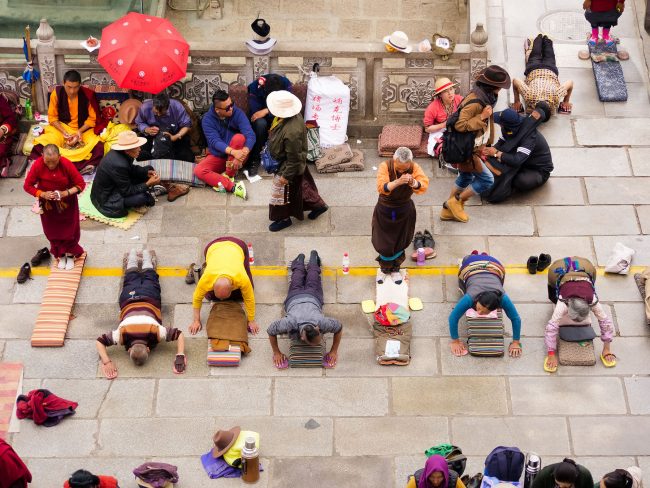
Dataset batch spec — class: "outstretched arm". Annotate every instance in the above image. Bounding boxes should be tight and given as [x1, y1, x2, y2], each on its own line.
[96, 339, 118, 379]
[268, 334, 286, 367]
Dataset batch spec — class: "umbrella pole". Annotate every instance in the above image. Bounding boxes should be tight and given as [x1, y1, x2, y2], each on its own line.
[25, 25, 38, 112]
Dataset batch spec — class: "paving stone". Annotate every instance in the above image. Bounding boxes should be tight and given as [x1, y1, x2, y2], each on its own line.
[330, 205, 433, 236]
[75, 276, 121, 304]
[624, 377, 650, 414]
[595, 274, 644, 302]
[504, 177, 585, 206]
[82, 242, 144, 268]
[575, 118, 650, 146]
[612, 303, 648, 337]
[418, 235, 489, 266]
[102, 220, 148, 244]
[0, 237, 48, 267]
[535, 206, 639, 236]
[408, 274, 445, 303]
[539, 115, 575, 147]
[160, 276, 195, 305]
[325, 338, 437, 377]
[99, 379, 155, 418]
[0, 279, 15, 304]
[427, 182, 483, 208]
[0, 304, 40, 338]
[637, 206, 650, 235]
[185, 186, 227, 207]
[604, 83, 650, 117]
[510, 377, 626, 415]
[12, 275, 47, 304]
[146, 236, 201, 267]
[156, 378, 271, 416]
[228, 207, 331, 234]
[550, 148, 631, 177]
[0, 180, 35, 206]
[560, 68, 606, 117]
[503, 0, 546, 37]
[270, 456, 393, 488]
[322, 303, 373, 337]
[409, 303, 455, 336]
[593, 236, 650, 267]
[285, 235, 376, 266]
[453, 416, 570, 455]
[571, 417, 650, 455]
[274, 377, 389, 416]
[234, 233, 284, 266]
[172, 303, 211, 337]
[574, 457, 639, 482]
[40, 379, 110, 418]
[6, 206, 43, 237]
[3, 340, 98, 379]
[154, 456, 271, 488]
[227, 178, 271, 207]
[67, 303, 121, 339]
[557, 337, 650, 375]
[97, 417, 214, 457]
[434, 206, 535, 236]
[392, 377, 507, 415]
[23, 457, 141, 488]
[0, 340, 4, 360]
[487, 236, 595, 265]
[160, 207, 227, 236]
[586, 177, 650, 204]
[12, 419, 98, 457]
[629, 148, 650, 176]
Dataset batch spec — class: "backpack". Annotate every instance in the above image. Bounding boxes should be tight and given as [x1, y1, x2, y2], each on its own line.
[441, 98, 485, 164]
[484, 446, 525, 482]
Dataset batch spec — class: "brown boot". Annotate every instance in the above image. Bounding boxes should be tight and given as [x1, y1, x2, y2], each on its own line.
[440, 204, 455, 221]
[445, 196, 469, 222]
[164, 183, 190, 202]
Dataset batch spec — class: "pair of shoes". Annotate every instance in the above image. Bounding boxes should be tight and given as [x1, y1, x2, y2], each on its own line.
[185, 263, 196, 284]
[412, 231, 425, 250]
[247, 160, 260, 177]
[588, 36, 598, 46]
[440, 203, 454, 221]
[411, 230, 436, 260]
[391, 271, 403, 285]
[269, 218, 292, 232]
[163, 182, 190, 202]
[17, 263, 31, 284]
[527, 253, 552, 274]
[445, 196, 469, 222]
[308, 205, 328, 220]
[309, 250, 321, 267]
[30, 247, 51, 266]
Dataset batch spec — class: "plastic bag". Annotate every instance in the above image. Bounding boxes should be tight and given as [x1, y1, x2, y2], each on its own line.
[303, 72, 350, 148]
[604, 242, 635, 274]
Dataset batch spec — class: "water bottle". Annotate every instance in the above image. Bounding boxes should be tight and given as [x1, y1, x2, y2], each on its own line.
[342, 252, 350, 274]
[248, 242, 255, 265]
[523, 453, 542, 488]
[241, 436, 260, 483]
[25, 99, 33, 120]
[416, 247, 425, 266]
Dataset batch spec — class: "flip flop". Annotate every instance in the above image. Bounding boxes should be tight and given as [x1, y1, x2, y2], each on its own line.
[557, 104, 572, 115]
[544, 356, 557, 373]
[600, 353, 617, 368]
[361, 300, 376, 314]
[275, 357, 289, 370]
[323, 353, 336, 369]
[408, 297, 423, 311]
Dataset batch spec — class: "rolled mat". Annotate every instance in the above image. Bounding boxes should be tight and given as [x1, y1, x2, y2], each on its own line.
[207, 344, 241, 367]
[31, 253, 86, 347]
[289, 338, 325, 368]
[78, 182, 147, 230]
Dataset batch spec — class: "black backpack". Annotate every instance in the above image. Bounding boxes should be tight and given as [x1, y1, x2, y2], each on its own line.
[441, 98, 485, 164]
[484, 446, 525, 482]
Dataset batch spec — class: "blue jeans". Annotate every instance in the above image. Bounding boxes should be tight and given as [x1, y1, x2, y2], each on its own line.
[455, 161, 494, 195]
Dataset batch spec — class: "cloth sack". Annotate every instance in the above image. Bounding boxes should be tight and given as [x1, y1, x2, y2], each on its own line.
[206, 301, 250, 353]
[315, 146, 364, 173]
[303, 73, 350, 147]
[133, 462, 178, 488]
[305, 120, 322, 162]
[377, 125, 423, 156]
[314, 143, 352, 172]
[374, 302, 410, 326]
[150, 131, 174, 159]
[604, 242, 635, 274]
[481, 476, 522, 488]
[373, 321, 412, 365]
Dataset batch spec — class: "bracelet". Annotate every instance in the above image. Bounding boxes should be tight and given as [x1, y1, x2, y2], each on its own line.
[548, 350, 555, 356]
[102, 360, 112, 365]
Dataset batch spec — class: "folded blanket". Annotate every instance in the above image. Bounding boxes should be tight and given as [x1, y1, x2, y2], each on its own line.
[206, 301, 250, 355]
[316, 148, 364, 173]
[134, 158, 205, 187]
[314, 144, 353, 173]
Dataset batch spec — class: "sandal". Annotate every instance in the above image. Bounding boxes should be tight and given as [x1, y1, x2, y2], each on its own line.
[557, 104, 572, 115]
[600, 352, 617, 368]
[544, 356, 557, 373]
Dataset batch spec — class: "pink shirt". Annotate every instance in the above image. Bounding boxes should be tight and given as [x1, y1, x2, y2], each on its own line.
[423, 94, 463, 127]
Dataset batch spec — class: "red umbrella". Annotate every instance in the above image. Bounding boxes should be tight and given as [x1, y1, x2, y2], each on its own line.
[98, 12, 189, 94]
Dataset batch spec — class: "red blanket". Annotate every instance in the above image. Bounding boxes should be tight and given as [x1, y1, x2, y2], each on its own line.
[16, 389, 78, 426]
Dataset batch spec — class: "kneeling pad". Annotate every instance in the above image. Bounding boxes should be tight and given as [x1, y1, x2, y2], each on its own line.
[558, 339, 596, 366]
[289, 338, 325, 368]
[207, 344, 241, 367]
[373, 322, 412, 365]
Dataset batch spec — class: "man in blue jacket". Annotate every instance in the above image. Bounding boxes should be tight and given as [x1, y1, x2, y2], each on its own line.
[194, 90, 255, 199]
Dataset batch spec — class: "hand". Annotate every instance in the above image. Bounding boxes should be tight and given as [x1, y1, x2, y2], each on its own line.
[583, 0, 591, 9]
[147, 170, 158, 177]
[162, 131, 177, 142]
[251, 109, 269, 122]
[230, 148, 246, 161]
[146, 173, 161, 186]
[546, 353, 558, 370]
[41, 191, 57, 200]
[173, 354, 187, 374]
[189, 320, 202, 335]
[616, 2, 624, 12]
[481, 105, 493, 120]
[273, 351, 287, 368]
[512, 101, 523, 113]
[325, 351, 338, 367]
[397, 173, 412, 186]
[559, 101, 573, 112]
[450, 339, 468, 357]
[247, 320, 260, 335]
[145, 126, 159, 136]
[509, 341, 522, 358]
[483, 146, 498, 157]
[101, 360, 118, 379]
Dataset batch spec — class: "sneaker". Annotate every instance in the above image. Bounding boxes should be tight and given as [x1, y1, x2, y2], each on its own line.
[445, 196, 469, 223]
[151, 184, 168, 197]
[57, 256, 67, 270]
[213, 183, 227, 193]
[65, 255, 75, 270]
[16, 263, 31, 284]
[30, 247, 51, 267]
[588, 36, 598, 47]
[269, 218, 292, 232]
[233, 181, 247, 200]
[309, 250, 321, 267]
[292, 253, 306, 269]
[390, 272, 403, 285]
[376, 271, 386, 284]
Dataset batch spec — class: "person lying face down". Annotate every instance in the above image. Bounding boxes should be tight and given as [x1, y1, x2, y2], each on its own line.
[267, 251, 342, 369]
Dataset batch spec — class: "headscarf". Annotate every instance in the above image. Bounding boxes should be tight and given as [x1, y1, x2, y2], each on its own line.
[419, 455, 450, 488]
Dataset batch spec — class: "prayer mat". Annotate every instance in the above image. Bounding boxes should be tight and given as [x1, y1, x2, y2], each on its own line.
[558, 338, 596, 366]
[466, 310, 505, 357]
[377, 125, 423, 157]
[134, 158, 205, 187]
[376, 269, 409, 309]
[78, 182, 147, 230]
[0, 363, 22, 438]
[31, 253, 86, 347]
[589, 42, 628, 102]
[289, 338, 325, 368]
[207, 344, 241, 367]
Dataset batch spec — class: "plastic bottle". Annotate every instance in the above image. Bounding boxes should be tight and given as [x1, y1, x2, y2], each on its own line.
[248, 242, 255, 265]
[523, 453, 542, 488]
[342, 252, 350, 274]
[241, 436, 260, 483]
[416, 248, 425, 266]
[25, 99, 32, 120]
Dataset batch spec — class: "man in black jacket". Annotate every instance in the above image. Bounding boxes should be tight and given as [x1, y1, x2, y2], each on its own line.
[91, 131, 161, 218]
[482, 103, 553, 203]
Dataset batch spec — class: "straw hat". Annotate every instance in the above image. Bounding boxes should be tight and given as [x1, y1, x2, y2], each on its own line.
[212, 426, 241, 458]
[266, 90, 302, 118]
[111, 130, 147, 151]
[433, 77, 459, 97]
[383, 31, 412, 53]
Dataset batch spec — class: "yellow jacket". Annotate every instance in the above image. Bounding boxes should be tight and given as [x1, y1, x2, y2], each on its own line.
[192, 241, 255, 321]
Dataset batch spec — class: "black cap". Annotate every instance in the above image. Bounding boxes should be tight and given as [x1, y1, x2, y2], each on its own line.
[251, 18, 271, 38]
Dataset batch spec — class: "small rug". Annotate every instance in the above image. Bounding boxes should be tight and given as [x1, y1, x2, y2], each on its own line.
[134, 158, 205, 187]
[207, 344, 241, 367]
[78, 182, 146, 230]
[0, 363, 23, 438]
[31, 253, 87, 347]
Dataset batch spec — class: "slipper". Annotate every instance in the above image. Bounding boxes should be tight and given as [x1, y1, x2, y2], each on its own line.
[509, 103, 525, 114]
[323, 353, 336, 369]
[361, 300, 376, 314]
[600, 353, 617, 368]
[408, 297, 424, 311]
[557, 104, 572, 115]
[544, 356, 557, 373]
[275, 357, 289, 370]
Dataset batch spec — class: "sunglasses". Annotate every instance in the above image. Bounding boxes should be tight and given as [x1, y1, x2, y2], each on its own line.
[216, 102, 234, 112]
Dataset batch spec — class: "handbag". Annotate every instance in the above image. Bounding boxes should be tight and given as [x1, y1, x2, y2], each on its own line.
[260, 143, 280, 173]
[305, 120, 323, 162]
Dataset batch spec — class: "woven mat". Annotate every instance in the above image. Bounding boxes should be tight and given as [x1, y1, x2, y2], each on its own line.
[0, 363, 22, 438]
[589, 43, 628, 102]
[31, 253, 86, 347]
[78, 182, 147, 230]
[558, 338, 596, 366]
[134, 158, 205, 187]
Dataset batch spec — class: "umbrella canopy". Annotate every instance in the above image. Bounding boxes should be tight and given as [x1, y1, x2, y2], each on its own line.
[98, 12, 189, 94]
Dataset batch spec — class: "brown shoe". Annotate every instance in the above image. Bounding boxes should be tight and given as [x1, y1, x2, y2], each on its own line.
[185, 263, 196, 284]
[17, 263, 31, 284]
[165, 183, 190, 202]
[440, 204, 455, 221]
[445, 196, 469, 222]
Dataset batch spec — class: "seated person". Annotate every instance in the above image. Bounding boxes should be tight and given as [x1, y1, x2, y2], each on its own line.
[194, 90, 254, 199]
[189, 236, 259, 336]
[449, 251, 522, 357]
[96, 249, 185, 379]
[247, 73, 292, 176]
[64, 469, 118, 488]
[90, 131, 161, 218]
[0, 438, 32, 488]
[423, 77, 463, 158]
[532, 459, 593, 488]
[482, 104, 553, 203]
[135, 91, 193, 162]
[267, 251, 342, 369]
[598, 467, 643, 488]
[544, 256, 615, 372]
[0, 91, 18, 177]
[33, 69, 105, 172]
[406, 454, 466, 488]
[513, 34, 574, 115]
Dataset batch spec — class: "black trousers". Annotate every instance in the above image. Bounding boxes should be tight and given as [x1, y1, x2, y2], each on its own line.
[525, 34, 558, 76]
[484, 168, 549, 203]
[249, 114, 274, 165]
[137, 134, 194, 162]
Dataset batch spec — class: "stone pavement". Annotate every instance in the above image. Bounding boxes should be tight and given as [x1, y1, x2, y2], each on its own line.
[2, 1, 650, 487]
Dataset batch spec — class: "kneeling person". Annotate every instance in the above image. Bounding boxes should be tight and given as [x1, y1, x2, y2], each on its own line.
[96, 249, 185, 378]
[267, 251, 342, 369]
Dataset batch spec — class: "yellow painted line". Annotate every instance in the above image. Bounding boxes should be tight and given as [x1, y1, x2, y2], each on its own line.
[0, 265, 647, 279]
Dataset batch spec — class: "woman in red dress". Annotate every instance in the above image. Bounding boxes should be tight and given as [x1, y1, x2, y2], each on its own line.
[0, 93, 18, 176]
[23, 144, 85, 270]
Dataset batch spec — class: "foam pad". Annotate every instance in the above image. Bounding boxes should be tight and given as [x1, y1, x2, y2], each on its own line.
[78, 182, 147, 230]
[31, 253, 87, 347]
[558, 338, 596, 366]
[589, 43, 628, 102]
[207, 344, 241, 367]
[288, 338, 325, 368]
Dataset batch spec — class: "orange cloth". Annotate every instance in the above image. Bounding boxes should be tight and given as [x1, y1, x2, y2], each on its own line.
[48, 89, 96, 131]
[376, 161, 429, 196]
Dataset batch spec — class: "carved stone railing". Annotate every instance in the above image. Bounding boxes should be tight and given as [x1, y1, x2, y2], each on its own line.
[0, 16, 488, 136]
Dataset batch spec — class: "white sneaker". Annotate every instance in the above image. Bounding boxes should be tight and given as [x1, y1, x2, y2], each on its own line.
[390, 272, 403, 284]
[65, 255, 75, 270]
[376, 271, 386, 284]
[57, 256, 67, 270]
